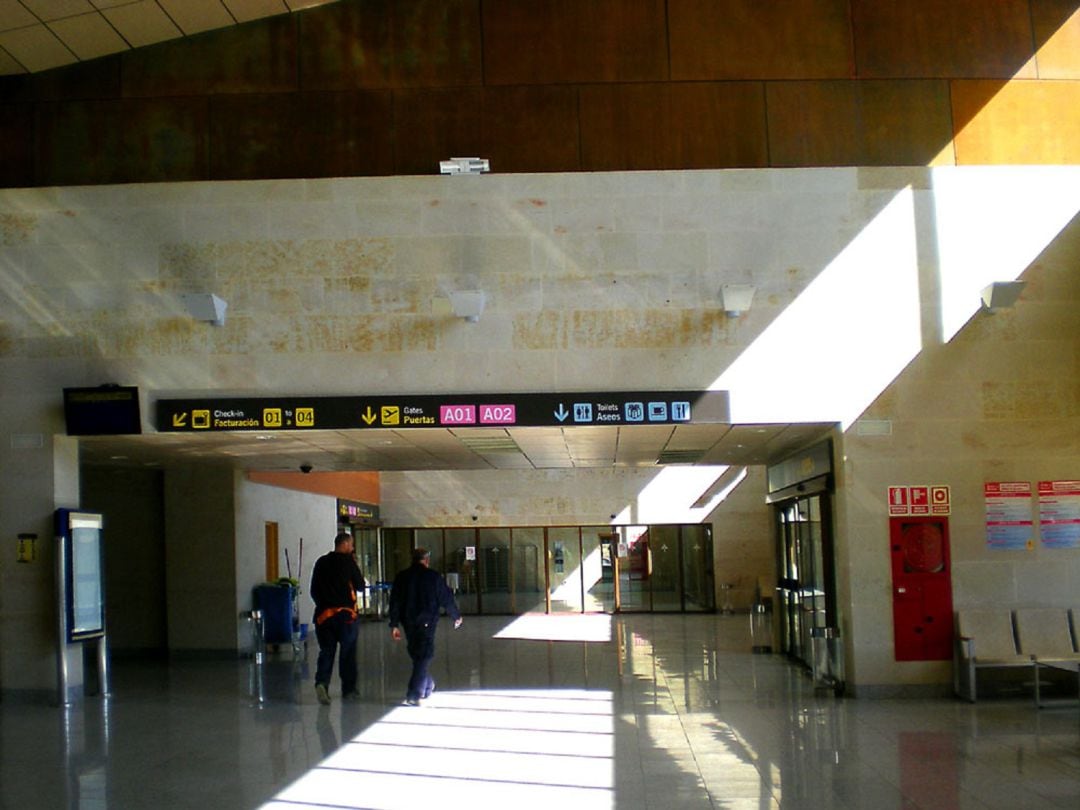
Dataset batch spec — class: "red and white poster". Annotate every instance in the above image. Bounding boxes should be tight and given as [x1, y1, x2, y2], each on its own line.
[1037, 480, 1080, 549]
[984, 481, 1033, 550]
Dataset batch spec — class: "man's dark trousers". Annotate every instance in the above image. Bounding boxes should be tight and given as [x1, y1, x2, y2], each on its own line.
[404, 621, 438, 700]
[315, 611, 359, 694]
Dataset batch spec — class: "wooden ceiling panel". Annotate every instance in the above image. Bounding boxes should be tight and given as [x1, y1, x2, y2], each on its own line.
[953, 79, 1080, 164]
[482, 0, 667, 85]
[120, 97, 210, 182]
[580, 82, 768, 171]
[35, 99, 127, 185]
[481, 85, 581, 173]
[767, 79, 953, 167]
[122, 15, 298, 97]
[393, 87, 485, 175]
[669, 0, 852, 80]
[209, 90, 394, 180]
[1031, 0, 1080, 79]
[0, 103, 34, 187]
[298, 0, 482, 90]
[853, 0, 1036, 79]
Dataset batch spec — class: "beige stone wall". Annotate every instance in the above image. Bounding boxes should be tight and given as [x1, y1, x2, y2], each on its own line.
[1, 166, 1078, 692]
[163, 466, 236, 652]
[838, 225, 1080, 691]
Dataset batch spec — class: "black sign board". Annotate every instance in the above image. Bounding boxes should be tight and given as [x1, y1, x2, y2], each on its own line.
[338, 499, 380, 526]
[156, 391, 729, 433]
[64, 386, 142, 435]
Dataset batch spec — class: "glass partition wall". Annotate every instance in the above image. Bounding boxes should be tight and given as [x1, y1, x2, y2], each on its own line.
[384, 523, 715, 615]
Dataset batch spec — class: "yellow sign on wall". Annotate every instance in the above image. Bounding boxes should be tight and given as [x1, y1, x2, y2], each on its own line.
[16, 533, 37, 563]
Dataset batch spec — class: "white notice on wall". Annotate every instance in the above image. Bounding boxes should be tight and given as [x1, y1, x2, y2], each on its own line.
[984, 481, 1033, 550]
[1037, 480, 1080, 549]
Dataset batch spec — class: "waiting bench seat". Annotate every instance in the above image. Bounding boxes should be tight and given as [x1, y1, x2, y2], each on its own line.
[954, 609, 1035, 702]
[1014, 607, 1080, 707]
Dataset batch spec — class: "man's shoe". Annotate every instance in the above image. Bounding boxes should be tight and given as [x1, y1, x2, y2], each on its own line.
[315, 683, 331, 705]
[403, 697, 421, 707]
[342, 691, 361, 702]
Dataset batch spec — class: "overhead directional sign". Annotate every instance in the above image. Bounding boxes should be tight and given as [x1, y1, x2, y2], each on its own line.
[156, 391, 729, 433]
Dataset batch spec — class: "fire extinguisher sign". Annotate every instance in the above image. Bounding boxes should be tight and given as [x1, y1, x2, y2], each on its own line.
[888, 486, 909, 515]
[888, 485, 951, 516]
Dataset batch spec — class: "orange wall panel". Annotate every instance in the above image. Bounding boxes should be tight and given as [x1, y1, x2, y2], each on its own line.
[669, 0, 852, 80]
[853, 0, 1036, 79]
[767, 80, 954, 167]
[482, 0, 668, 85]
[952, 80, 1080, 164]
[247, 471, 380, 503]
[580, 82, 768, 170]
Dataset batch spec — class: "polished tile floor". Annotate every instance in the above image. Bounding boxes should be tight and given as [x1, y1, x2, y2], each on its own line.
[1, 614, 1078, 809]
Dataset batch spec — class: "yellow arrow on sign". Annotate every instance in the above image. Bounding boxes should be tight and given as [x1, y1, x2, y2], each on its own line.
[172, 413, 188, 427]
[361, 406, 377, 426]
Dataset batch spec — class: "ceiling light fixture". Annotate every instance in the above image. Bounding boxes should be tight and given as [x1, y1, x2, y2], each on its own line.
[448, 290, 486, 323]
[181, 293, 228, 326]
[720, 284, 755, 316]
[980, 281, 1026, 313]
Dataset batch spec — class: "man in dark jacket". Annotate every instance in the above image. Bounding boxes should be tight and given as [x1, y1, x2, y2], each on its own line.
[388, 547, 462, 706]
[309, 531, 365, 705]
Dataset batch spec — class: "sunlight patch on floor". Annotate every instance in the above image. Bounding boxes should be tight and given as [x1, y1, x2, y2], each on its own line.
[493, 613, 613, 642]
[260, 689, 614, 810]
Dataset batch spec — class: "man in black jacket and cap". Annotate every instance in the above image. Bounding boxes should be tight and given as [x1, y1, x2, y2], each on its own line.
[310, 531, 365, 705]
[388, 547, 462, 706]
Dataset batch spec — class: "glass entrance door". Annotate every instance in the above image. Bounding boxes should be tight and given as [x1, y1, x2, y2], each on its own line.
[389, 523, 716, 615]
[583, 527, 615, 612]
[617, 525, 651, 612]
[547, 527, 584, 613]
[681, 524, 714, 612]
[775, 495, 834, 667]
[512, 527, 545, 613]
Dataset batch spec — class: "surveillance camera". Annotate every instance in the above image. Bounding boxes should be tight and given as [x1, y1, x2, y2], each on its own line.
[471, 515, 478, 522]
[299, 464, 313, 474]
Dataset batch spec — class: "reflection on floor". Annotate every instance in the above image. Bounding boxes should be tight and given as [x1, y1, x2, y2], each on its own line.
[1, 614, 1077, 809]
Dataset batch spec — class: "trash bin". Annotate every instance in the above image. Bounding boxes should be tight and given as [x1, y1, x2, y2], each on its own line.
[254, 584, 295, 644]
[719, 583, 735, 614]
[811, 626, 845, 695]
[750, 600, 772, 653]
[370, 581, 392, 618]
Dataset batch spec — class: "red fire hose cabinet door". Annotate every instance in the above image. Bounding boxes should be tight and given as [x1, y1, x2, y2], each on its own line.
[890, 517, 954, 661]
